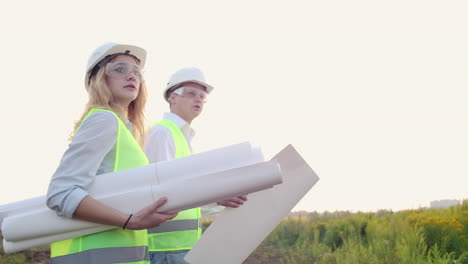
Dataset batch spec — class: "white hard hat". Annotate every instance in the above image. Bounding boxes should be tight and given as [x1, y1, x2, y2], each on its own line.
[85, 42, 146, 90]
[163, 67, 214, 102]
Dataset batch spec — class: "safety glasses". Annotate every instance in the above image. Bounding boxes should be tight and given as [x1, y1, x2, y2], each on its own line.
[105, 62, 144, 82]
[173, 87, 208, 103]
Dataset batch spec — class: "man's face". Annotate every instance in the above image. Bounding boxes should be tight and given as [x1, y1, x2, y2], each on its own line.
[169, 82, 208, 122]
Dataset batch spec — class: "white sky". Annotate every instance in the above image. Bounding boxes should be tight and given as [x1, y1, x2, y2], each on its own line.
[0, 0, 467, 212]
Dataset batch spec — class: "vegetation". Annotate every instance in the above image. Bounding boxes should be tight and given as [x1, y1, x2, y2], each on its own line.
[0, 238, 48, 264]
[243, 200, 467, 264]
[1, 200, 466, 264]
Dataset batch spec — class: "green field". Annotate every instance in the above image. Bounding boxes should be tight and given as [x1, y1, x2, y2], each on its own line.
[1, 200, 466, 264]
[240, 200, 467, 264]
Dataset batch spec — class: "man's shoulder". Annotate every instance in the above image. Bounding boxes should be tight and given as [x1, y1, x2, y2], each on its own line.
[146, 122, 172, 138]
[144, 122, 175, 153]
[150, 121, 172, 131]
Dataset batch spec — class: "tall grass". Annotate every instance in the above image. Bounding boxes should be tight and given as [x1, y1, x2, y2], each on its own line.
[244, 200, 468, 264]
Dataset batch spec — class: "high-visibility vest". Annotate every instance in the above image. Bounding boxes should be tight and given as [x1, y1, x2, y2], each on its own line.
[147, 119, 202, 252]
[50, 108, 150, 264]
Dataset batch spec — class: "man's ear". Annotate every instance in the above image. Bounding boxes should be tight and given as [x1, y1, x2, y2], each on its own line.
[168, 93, 176, 105]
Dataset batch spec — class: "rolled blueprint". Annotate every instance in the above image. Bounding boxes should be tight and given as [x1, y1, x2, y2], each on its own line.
[0, 196, 45, 228]
[155, 160, 281, 212]
[1, 169, 156, 242]
[2, 160, 282, 253]
[2, 226, 112, 253]
[156, 145, 264, 183]
[0, 142, 261, 221]
[1, 142, 258, 241]
[1, 142, 281, 253]
[2, 160, 281, 243]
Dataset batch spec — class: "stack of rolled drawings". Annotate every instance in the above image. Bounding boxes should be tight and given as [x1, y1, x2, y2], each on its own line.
[0, 142, 284, 253]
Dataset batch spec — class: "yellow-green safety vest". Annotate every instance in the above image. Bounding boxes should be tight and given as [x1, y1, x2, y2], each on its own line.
[50, 108, 150, 264]
[147, 119, 202, 252]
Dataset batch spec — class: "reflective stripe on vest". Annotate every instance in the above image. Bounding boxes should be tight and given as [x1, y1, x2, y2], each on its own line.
[51, 246, 149, 264]
[147, 119, 202, 252]
[147, 219, 199, 233]
[50, 108, 150, 264]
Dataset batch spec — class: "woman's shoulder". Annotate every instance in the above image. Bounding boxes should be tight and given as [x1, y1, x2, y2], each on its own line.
[87, 109, 119, 119]
[79, 110, 119, 134]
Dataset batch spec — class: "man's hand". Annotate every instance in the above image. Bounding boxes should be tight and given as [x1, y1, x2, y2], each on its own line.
[217, 195, 248, 208]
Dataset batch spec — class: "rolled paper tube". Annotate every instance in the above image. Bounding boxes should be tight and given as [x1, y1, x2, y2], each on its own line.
[2, 225, 113, 253]
[3, 160, 281, 243]
[0, 196, 45, 228]
[2, 186, 154, 242]
[2, 160, 282, 252]
[0, 142, 258, 223]
[156, 144, 264, 183]
[155, 160, 283, 213]
[1, 142, 261, 241]
[0, 163, 157, 232]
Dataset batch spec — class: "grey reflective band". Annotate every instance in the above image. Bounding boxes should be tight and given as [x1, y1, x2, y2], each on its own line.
[51, 246, 149, 264]
[147, 219, 199, 234]
[150, 249, 192, 254]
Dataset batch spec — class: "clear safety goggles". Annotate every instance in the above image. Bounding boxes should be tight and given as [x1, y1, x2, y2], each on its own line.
[173, 87, 208, 103]
[105, 62, 144, 82]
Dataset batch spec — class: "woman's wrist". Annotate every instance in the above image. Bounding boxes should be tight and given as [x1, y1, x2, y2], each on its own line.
[122, 214, 133, 229]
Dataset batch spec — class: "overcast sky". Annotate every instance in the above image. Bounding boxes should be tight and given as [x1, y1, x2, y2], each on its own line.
[0, 0, 467, 212]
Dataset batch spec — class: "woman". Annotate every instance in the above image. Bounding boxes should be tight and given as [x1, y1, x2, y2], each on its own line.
[46, 42, 177, 264]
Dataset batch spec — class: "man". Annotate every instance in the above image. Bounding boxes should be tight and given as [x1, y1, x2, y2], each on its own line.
[144, 67, 247, 264]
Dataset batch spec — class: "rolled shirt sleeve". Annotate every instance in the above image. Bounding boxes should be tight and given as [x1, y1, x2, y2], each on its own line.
[46, 111, 118, 218]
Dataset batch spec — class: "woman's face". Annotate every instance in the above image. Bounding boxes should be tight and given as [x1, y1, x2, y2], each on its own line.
[105, 55, 142, 107]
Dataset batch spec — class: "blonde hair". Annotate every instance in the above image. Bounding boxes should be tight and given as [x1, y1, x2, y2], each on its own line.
[71, 55, 148, 147]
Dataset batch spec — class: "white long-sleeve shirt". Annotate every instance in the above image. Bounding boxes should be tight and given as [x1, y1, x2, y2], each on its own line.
[46, 111, 124, 218]
[144, 112, 195, 163]
[144, 112, 224, 215]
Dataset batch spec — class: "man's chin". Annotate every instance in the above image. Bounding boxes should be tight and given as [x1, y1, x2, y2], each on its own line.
[191, 111, 202, 118]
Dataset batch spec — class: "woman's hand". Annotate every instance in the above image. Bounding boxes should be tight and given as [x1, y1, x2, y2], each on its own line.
[126, 197, 178, 230]
[73, 195, 177, 230]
